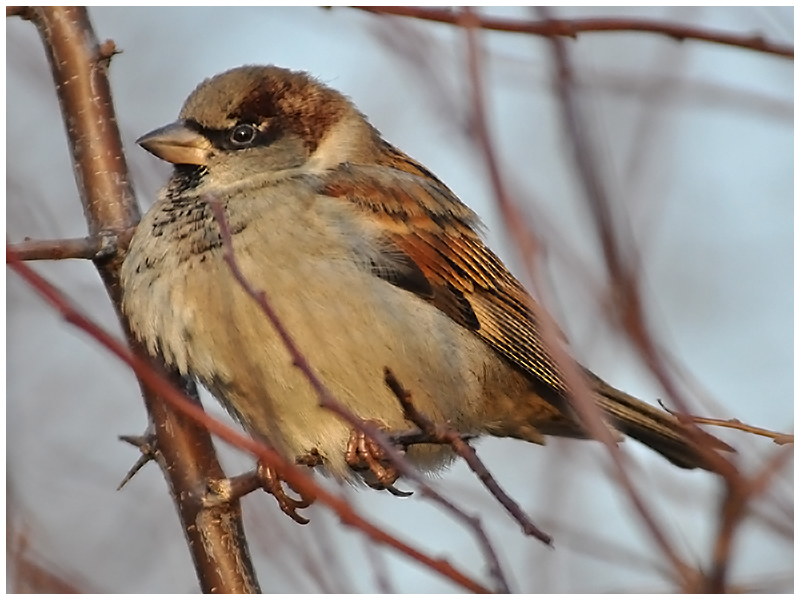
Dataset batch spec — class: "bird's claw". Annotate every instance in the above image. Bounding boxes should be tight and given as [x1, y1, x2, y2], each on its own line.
[257, 460, 315, 525]
[345, 421, 413, 496]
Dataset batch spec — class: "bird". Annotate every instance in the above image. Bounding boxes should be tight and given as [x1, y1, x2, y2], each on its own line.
[120, 65, 731, 521]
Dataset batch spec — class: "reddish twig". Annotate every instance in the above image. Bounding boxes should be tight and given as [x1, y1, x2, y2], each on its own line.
[532, 6, 703, 584]
[357, 7, 793, 58]
[704, 445, 794, 592]
[207, 199, 513, 592]
[384, 367, 553, 545]
[533, 7, 789, 591]
[535, 5, 740, 480]
[7, 246, 490, 594]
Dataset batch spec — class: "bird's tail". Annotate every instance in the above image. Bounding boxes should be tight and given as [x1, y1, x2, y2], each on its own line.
[587, 371, 734, 471]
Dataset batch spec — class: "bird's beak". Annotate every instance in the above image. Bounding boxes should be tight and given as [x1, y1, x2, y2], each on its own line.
[137, 121, 211, 166]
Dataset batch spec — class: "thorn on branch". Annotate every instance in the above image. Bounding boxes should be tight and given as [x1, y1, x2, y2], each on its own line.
[96, 39, 120, 69]
[118, 433, 159, 490]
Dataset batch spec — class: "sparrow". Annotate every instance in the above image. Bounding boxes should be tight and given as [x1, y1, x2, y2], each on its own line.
[121, 65, 731, 520]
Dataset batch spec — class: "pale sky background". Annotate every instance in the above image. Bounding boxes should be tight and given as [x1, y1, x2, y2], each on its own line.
[7, 6, 793, 593]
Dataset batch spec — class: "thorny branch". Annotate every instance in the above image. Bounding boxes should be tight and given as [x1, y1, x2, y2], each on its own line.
[8, 6, 260, 593]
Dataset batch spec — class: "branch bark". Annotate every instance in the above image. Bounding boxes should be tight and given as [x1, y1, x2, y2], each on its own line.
[10, 7, 259, 593]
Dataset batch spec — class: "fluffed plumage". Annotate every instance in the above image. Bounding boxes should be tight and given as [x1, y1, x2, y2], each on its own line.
[121, 66, 732, 504]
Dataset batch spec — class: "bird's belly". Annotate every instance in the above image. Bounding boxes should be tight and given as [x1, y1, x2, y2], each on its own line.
[146, 237, 492, 477]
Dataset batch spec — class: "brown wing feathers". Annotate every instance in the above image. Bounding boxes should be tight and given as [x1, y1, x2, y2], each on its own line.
[320, 163, 570, 398]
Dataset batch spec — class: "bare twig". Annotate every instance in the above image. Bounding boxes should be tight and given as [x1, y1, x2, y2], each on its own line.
[7, 247, 491, 595]
[357, 7, 793, 58]
[384, 367, 553, 545]
[657, 400, 794, 445]
[206, 197, 510, 593]
[533, 6, 788, 592]
[532, 7, 709, 585]
[533, 7, 739, 482]
[390, 429, 477, 447]
[705, 445, 794, 592]
[8, 229, 135, 261]
[534, 5, 744, 487]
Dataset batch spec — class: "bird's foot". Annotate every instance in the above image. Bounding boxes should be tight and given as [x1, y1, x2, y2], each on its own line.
[345, 421, 413, 497]
[257, 460, 316, 525]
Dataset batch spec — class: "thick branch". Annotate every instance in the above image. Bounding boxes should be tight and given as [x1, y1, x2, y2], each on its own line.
[11, 7, 259, 593]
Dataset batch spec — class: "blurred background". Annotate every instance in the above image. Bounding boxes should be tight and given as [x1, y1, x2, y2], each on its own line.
[7, 6, 793, 593]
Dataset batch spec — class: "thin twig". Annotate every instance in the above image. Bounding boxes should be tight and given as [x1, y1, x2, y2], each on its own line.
[7, 247, 490, 594]
[535, 5, 742, 484]
[460, 5, 706, 587]
[657, 400, 794, 445]
[357, 7, 793, 58]
[531, 7, 710, 585]
[748, 445, 795, 497]
[704, 445, 794, 592]
[531, 7, 789, 591]
[206, 198, 512, 592]
[534, 6, 740, 482]
[384, 367, 553, 545]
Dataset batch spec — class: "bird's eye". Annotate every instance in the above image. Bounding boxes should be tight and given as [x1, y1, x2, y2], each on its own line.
[229, 124, 257, 147]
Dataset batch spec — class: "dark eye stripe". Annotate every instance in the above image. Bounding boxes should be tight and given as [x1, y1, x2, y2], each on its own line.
[185, 119, 282, 151]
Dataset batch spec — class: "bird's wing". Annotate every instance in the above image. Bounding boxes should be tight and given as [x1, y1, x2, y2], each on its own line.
[318, 162, 569, 398]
